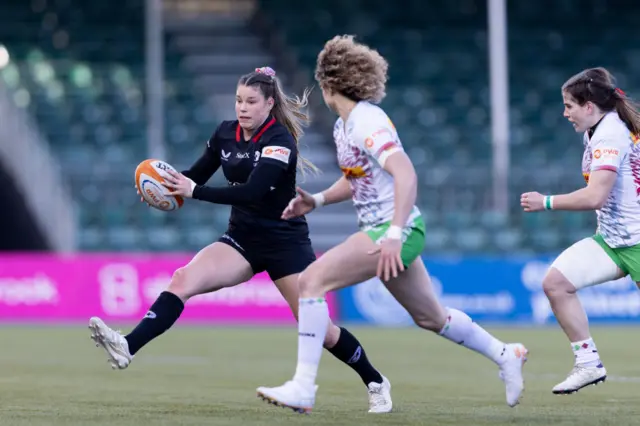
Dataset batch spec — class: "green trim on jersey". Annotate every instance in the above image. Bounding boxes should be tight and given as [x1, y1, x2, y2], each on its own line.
[365, 215, 425, 268]
[592, 234, 640, 281]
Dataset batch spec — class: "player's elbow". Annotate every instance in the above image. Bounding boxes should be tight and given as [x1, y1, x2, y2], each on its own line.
[245, 183, 271, 203]
[591, 197, 606, 210]
[588, 188, 609, 210]
[386, 154, 418, 191]
[406, 170, 418, 193]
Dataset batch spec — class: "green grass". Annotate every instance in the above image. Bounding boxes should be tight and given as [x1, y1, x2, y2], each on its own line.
[1, 325, 639, 425]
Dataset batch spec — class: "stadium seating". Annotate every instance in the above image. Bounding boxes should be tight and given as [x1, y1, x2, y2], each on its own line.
[0, 0, 226, 252]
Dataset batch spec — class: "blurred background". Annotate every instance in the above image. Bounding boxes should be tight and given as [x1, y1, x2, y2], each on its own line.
[0, 0, 639, 327]
[3, 2, 640, 424]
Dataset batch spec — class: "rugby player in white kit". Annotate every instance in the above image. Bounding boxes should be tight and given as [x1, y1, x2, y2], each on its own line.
[256, 35, 529, 414]
[521, 67, 640, 394]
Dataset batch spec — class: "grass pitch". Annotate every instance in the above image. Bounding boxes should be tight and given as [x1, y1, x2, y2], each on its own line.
[1, 325, 639, 425]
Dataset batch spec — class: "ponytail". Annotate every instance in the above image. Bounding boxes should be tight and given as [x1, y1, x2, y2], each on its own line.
[613, 89, 640, 136]
[271, 81, 320, 177]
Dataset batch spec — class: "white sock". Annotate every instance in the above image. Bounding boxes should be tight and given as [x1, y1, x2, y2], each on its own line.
[292, 298, 329, 387]
[439, 308, 506, 365]
[571, 337, 602, 367]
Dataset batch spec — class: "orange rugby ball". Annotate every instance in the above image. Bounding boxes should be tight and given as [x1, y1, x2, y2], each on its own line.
[134, 159, 184, 211]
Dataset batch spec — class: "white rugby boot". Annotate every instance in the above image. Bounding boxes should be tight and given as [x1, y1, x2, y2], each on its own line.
[498, 343, 529, 407]
[88, 316, 134, 370]
[257, 380, 317, 414]
[367, 375, 392, 413]
[552, 363, 607, 394]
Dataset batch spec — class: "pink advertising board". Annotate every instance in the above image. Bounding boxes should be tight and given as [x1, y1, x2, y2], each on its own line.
[0, 254, 336, 323]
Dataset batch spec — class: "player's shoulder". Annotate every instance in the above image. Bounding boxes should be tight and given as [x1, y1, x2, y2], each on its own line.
[206, 120, 238, 148]
[352, 102, 391, 131]
[259, 119, 296, 148]
[355, 101, 389, 120]
[350, 102, 395, 143]
[215, 120, 240, 138]
[593, 112, 632, 146]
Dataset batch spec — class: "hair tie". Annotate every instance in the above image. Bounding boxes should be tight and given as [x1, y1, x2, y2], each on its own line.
[255, 66, 276, 77]
[615, 87, 626, 96]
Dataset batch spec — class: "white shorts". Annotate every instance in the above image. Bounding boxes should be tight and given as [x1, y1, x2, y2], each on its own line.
[550, 237, 625, 290]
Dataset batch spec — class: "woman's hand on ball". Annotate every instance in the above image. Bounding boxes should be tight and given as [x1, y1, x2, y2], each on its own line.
[134, 185, 151, 207]
[162, 170, 196, 198]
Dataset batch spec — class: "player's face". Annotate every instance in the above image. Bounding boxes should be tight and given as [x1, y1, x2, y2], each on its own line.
[235, 84, 273, 130]
[320, 85, 337, 112]
[562, 91, 595, 133]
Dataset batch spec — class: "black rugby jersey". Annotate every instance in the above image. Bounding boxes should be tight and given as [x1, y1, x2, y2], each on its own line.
[182, 116, 307, 228]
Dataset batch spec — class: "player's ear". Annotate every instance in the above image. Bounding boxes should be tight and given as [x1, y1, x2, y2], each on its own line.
[267, 97, 275, 110]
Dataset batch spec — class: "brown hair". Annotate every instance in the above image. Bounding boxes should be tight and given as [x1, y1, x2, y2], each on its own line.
[315, 35, 388, 104]
[238, 68, 319, 176]
[562, 67, 640, 135]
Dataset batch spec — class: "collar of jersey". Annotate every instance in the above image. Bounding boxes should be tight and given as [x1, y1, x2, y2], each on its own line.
[587, 111, 611, 139]
[236, 115, 276, 143]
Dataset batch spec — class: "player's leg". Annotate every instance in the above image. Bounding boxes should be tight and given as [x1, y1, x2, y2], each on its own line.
[257, 232, 381, 413]
[544, 236, 624, 394]
[273, 271, 391, 413]
[383, 258, 527, 407]
[89, 239, 254, 369]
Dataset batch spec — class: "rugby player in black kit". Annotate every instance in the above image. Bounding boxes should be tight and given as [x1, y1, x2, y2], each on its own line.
[88, 66, 393, 413]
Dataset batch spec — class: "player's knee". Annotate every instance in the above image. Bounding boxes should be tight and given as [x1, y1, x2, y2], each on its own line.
[167, 267, 193, 300]
[413, 313, 445, 332]
[297, 270, 326, 298]
[543, 268, 576, 299]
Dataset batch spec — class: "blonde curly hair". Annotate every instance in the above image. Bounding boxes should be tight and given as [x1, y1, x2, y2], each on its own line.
[315, 35, 388, 104]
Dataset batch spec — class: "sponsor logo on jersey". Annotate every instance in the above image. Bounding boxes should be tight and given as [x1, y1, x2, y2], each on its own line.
[221, 150, 231, 161]
[236, 152, 250, 159]
[371, 127, 392, 138]
[262, 146, 291, 164]
[593, 147, 620, 160]
[340, 165, 367, 178]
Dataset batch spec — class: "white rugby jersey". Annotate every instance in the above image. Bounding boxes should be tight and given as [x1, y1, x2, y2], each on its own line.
[333, 101, 421, 230]
[581, 111, 640, 247]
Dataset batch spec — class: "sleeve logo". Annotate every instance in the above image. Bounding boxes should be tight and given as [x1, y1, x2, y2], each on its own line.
[262, 146, 291, 164]
[594, 147, 619, 160]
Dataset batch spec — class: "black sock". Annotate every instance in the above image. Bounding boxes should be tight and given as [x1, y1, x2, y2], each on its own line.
[326, 327, 383, 386]
[124, 291, 184, 355]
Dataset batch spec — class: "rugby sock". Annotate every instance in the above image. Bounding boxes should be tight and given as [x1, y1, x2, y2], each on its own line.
[326, 327, 383, 386]
[125, 291, 184, 355]
[293, 297, 329, 388]
[439, 308, 506, 365]
[571, 337, 602, 367]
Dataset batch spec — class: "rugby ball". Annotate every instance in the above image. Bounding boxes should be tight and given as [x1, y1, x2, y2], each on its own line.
[134, 159, 184, 211]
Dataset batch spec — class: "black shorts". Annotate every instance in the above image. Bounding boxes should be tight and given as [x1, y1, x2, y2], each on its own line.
[217, 224, 317, 281]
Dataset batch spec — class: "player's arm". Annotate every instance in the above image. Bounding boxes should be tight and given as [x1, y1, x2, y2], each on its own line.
[542, 140, 622, 211]
[383, 152, 418, 228]
[548, 170, 617, 210]
[312, 176, 351, 207]
[181, 131, 221, 185]
[360, 122, 416, 228]
[190, 135, 293, 206]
